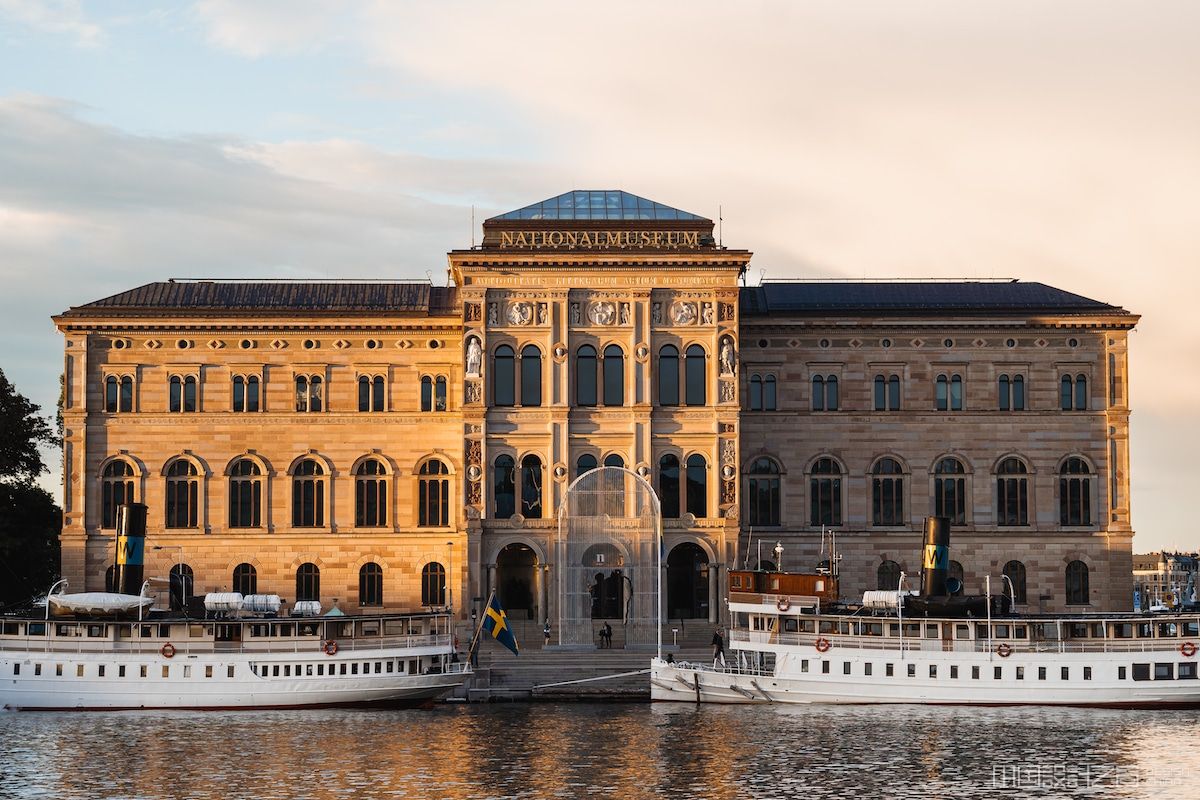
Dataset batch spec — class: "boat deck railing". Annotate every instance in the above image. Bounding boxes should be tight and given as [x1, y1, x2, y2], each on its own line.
[0, 632, 453, 657]
[729, 629, 1195, 656]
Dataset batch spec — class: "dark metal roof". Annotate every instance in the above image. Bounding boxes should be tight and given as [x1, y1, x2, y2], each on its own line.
[62, 282, 457, 316]
[487, 190, 709, 222]
[740, 281, 1129, 317]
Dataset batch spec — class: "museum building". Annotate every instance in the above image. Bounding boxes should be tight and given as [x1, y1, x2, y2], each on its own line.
[52, 190, 1139, 622]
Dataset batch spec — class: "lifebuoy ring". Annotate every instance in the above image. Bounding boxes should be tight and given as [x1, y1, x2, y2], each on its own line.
[814, 637, 832, 653]
[160, 642, 176, 659]
[996, 642, 1013, 658]
[323, 640, 338, 656]
[1181, 641, 1197, 658]
[776, 598, 791, 612]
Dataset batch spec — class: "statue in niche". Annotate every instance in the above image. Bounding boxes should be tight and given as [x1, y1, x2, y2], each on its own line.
[487, 303, 498, 325]
[536, 303, 548, 325]
[701, 303, 714, 325]
[619, 302, 631, 325]
[719, 337, 737, 375]
[570, 302, 582, 325]
[465, 337, 482, 377]
[651, 302, 663, 325]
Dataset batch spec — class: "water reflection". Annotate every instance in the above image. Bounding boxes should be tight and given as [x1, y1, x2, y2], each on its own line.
[2, 704, 1198, 799]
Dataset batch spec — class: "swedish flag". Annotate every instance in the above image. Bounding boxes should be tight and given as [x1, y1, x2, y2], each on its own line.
[482, 593, 519, 656]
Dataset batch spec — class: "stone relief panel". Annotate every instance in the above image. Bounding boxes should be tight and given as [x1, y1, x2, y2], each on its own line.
[465, 381, 482, 405]
[719, 302, 735, 322]
[507, 302, 534, 326]
[719, 380, 736, 403]
[464, 302, 482, 323]
[588, 301, 616, 326]
[670, 301, 697, 325]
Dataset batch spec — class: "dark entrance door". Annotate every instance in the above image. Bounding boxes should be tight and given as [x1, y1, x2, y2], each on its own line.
[496, 543, 537, 620]
[666, 543, 709, 619]
[581, 543, 625, 620]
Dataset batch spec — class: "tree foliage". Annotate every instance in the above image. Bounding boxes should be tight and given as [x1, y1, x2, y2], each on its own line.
[0, 368, 54, 484]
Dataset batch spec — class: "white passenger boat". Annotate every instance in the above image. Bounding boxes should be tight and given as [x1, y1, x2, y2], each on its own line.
[651, 519, 1200, 708]
[2, 597, 470, 711]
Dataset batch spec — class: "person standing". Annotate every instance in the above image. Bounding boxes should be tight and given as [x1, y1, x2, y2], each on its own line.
[712, 627, 725, 666]
[601, 621, 612, 649]
[543, 621, 551, 647]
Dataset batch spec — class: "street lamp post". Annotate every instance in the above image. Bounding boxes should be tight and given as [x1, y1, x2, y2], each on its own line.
[773, 542, 784, 572]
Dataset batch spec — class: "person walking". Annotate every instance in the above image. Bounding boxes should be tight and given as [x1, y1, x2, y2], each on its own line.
[543, 621, 551, 647]
[601, 621, 612, 649]
[712, 627, 725, 666]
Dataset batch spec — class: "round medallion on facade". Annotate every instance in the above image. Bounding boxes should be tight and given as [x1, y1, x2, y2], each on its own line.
[634, 343, 649, 361]
[509, 513, 526, 528]
[671, 301, 697, 325]
[724, 506, 739, 519]
[588, 301, 616, 326]
[552, 343, 568, 362]
[466, 464, 482, 482]
[721, 464, 736, 480]
[507, 302, 534, 326]
[636, 464, 651, 479]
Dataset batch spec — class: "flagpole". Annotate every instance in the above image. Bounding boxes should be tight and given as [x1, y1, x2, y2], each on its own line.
[468, 588, 495, 662]
[656, 513, 663, 660]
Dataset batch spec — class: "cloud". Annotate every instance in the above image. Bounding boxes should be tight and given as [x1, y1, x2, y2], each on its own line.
[0, 0, 104, 47]
[191, 0, 356, 58]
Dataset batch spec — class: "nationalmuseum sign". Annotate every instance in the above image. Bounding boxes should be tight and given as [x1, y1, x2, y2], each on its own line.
[498, 229, 703, 250]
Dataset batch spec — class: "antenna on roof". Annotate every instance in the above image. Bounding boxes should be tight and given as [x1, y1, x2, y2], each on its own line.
[471, 206, 475, 248]
[718, 204, 723, 248]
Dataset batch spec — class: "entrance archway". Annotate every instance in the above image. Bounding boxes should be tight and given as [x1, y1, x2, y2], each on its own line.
[666, 543, 709, 620]
[496, 543, 538, 620]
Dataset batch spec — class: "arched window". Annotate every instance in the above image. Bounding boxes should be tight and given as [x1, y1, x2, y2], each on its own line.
[871, 458, 904, 526]
[164, 460, 198, 529]
[877, 560, 901, 591]
[354, 459, 388, 527]
[105, 375, 118, 412]
[602, 344, 624, 406]
[520, 455, 543, 519]
[1061, 374, 1088, 411]
[574, 454, 599, 515]
[576, 453, 598, 478]
[493, 346, 515, 407]
[999, 374, 1011, 411]
[295, 563, 320, 602]
[1013, 375, 1025, 410]
[809, 458, 843, 526]
[823, 375, 837, 411]
[359, 562, 383, 607]
[1075, 374, 1088, 410]
[169, 563, 193, 611]
[603, 453, 625, 469]
[933, 457, 966, 525]
[232, 563, 257, 596]
[764, 375, 778, 410]
[812, 375, 824, 411]
[935, 374, 948, 411]
[239, 375, 261, 413]
[169, 375, 197, 413]
[684, 345, 706, 406]
[295, 375, 322, 412]
[685, 454, 707, 518]
[750, 374, 779, 411]
[1002, 560, 1027, 604]
[521, 345, 542, 407]
[229, 459, 263, 528]
[746, 457, 781, 526]
[874, 374, 900, 411]
[420, 376, 433, 412]
[421, 562, 446, 606]
[1059, 457, 1092, 526]
[576, 345, 597, 406]
[118, 375, 133, 412]
[291, 459, 325, 527]
[1060, 374, 1072, 410]
[1066, 560, 1089, 605]
[418, 459, 449, 527]
[604, 453, 626, 516]
[948, 560, 965, 590]
[435, 376, 447, 411]
[358, 375, 384, 412]
[101, 460, 135, 529]
[659, 454, 681, 519]
[996, 457, 1030, 526]
[752, 374, 764, 410]
[493, 455, 516, 519]
[657, 345, 679, 406]
[950, 374, 963, 410]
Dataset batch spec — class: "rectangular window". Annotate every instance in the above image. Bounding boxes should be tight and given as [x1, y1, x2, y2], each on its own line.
[12, 664, 18, 676]
[118, 665, 126, 678]
[1118, 666, 1127, 680]
[821, 661, 830, 674]
[907, 663, 916, 677]
[929, 665, 937, 678]
[1016, 667, 1024, 680]
[57, 664, 64, 677]
[994, 666, 1002, 680]
[1083, 667, 1092, 681]
[205, 665, 214, 678]
[1038, 667, 1046, 680]
[801, 659, 809, 673]
[864, 663, 873, 676]
[950, 665, 958, 679]
[1132, 663, 1150, 681]
[162, 665, 169, 678]
[1180, 663, 1197, 680]
[1154, 663, 1174, 680]
[886, 663, 894, 677]
[227, 666, 235, 678]
[284, 665, 290, 677]
[352, 663, 359, 675]
[843, 662, 851, 675]
[1061, 666, 1070, 680]
[972, 666, 980, 680]
[183, 666, 191, 678]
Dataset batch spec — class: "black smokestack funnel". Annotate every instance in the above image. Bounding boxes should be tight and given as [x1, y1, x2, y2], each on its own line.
[113, 503, 147, 595]
[920, 516, 951, 597]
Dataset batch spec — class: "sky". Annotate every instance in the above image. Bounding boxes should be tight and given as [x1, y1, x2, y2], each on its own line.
[1, 1, 1196, 551]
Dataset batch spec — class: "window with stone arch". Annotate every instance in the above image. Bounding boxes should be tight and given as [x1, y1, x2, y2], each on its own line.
[657, 345, 679, 406]
[575, 345, 598, 406]
[1059, 457, 1093, 526]
[602, 453, 626, 516]
[294, 374, 323, 412]
[935, 373, 962, 411]
[811, 374, 837, 411]
[659, 454, 681, 519]
[684, 344, 706, 406]
[877, 560, 902, 591]
[295, 562, 320, 602]
[493, 455, 516, 519]
[602, 344, 624, 406]
[520, 455, 543, 519]
[101, 459, 136, 529]
[871, 457, 905, 526]
[291, 458, 326, 527]
[750, 374, 778, 411]
[1002, 560, 1027, 604]
[745, 457, 781, 526]
[418, 459, 449, 527]
[874, 374, 901, 411]
[168, 374, 198, 413]
[359, 562, 384, 607]
[232, 563, 257, 596]
[996, 457, 1031, 526]
[998, 374, 1025, 411]
[1061, 373, 1088, 411]
[1065, 560, 1090, 605]
[420, 375, 449, 412]
[354, 458, 388, 527]
[421, 562, 446, 606]
[228, 458, 263, 528]
[685, 454, 708, 518]
[358, 374, 385, 412]
[104, 374, 134, 413]
[164, 458, 199, 529]
[493, 346, 515, 407]
[932, 457, 967, 525]
[809, 457, 843, 527]
[232, 374, 261, 412]
[521, 345, 542, 407]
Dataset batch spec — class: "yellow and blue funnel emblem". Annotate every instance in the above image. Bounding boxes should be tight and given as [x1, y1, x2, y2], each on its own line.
[483, 594, 519, 656]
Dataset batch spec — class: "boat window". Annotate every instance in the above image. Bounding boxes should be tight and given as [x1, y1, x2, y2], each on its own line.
[118, 665, 125, 678]
[1155, 663, 1174, 680]
[1185, 621, 1199, 637]
[284, 665, 291, 677]
[955, 624, 970, 639]
[205, 666, 214, 678]
[974, 623, 987, 639]
[228, 666, 234, 678]
[273, 624, 294, 637]
[306, 665, 313, 676]
[158, 624, 171, 638]
[800, 660, 809, 673]
[269, 665, 278, 677]
[971, 666, 980, 679]
[1015, 667, 1024, 680]
[140, 665, 147, 678]
[1111, 623, 1132, 639]
[362, 662, 370, 674]
[1038, 667, 1046, 680]
[864, 663, 873, 676]
[1090, 623, 1104, 638]
[183, 666, 191, 678]
[341, 664, 347, 675]
[770, 577, 779, 590]
[924, 625, 938, 638]
[386, 661, 394, 673]
[929, 665, 937, 678]
[1, 622, 18, 635]
[88, 625, 106, 638]
[298, 624, 318, 637]
[864, 623, 883, 636]
[1158, 623, 1178, 637]
[819, 621, 836, 634]
[783, 619, 798, 633]
[886, 663, 894, 677]
[77, 665, 84, 677]
[12, 664, 18, 676]
[162, 666, 169, 678]
[409, 659, 418, 674]
[116, 625, 132, 638]
[843, 662, 851, 675]
[56, 664, 63, 676]
[994, 625, 1010, 638]
[351, 663, 358, 675]
[949, 665, 958, 679]
[800, 620, 815, 633]
[1068, 623, 1088, 638]
[139, 625, 153, 638]
[821, 661, 830, 674]
[56, 624, 74, 636]
[27, 622, 45, 636]
[906, 664, 916, 677]
[1181, 663, 1197, 680]
[994, 667, 1002, 679]
[1014, 625, 1028, 640]
[730, 574, 742, 589]
[1119, 666, 1127, 680]
[360, 621, 381, 637]
[1137, 623, 1153, 638]
[887, 623, 900, 637]
[903, 623, 921, 638]
[1083, 667, 1092, 680]
[189, 625, 205, 638]
[842, 622, 854, 635]
[1132, 663, 1150, 681]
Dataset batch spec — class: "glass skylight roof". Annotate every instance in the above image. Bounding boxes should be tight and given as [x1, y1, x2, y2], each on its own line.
[489, 190, 708, 222]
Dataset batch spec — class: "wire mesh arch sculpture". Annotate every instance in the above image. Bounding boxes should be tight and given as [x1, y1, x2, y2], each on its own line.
[557, 465, 662, 649]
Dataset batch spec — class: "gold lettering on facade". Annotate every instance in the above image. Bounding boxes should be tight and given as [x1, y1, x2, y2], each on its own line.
[496, 229, 700, 250]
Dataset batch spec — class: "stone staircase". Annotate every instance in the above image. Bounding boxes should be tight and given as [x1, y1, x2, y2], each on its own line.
[457, 618, 717, 701]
